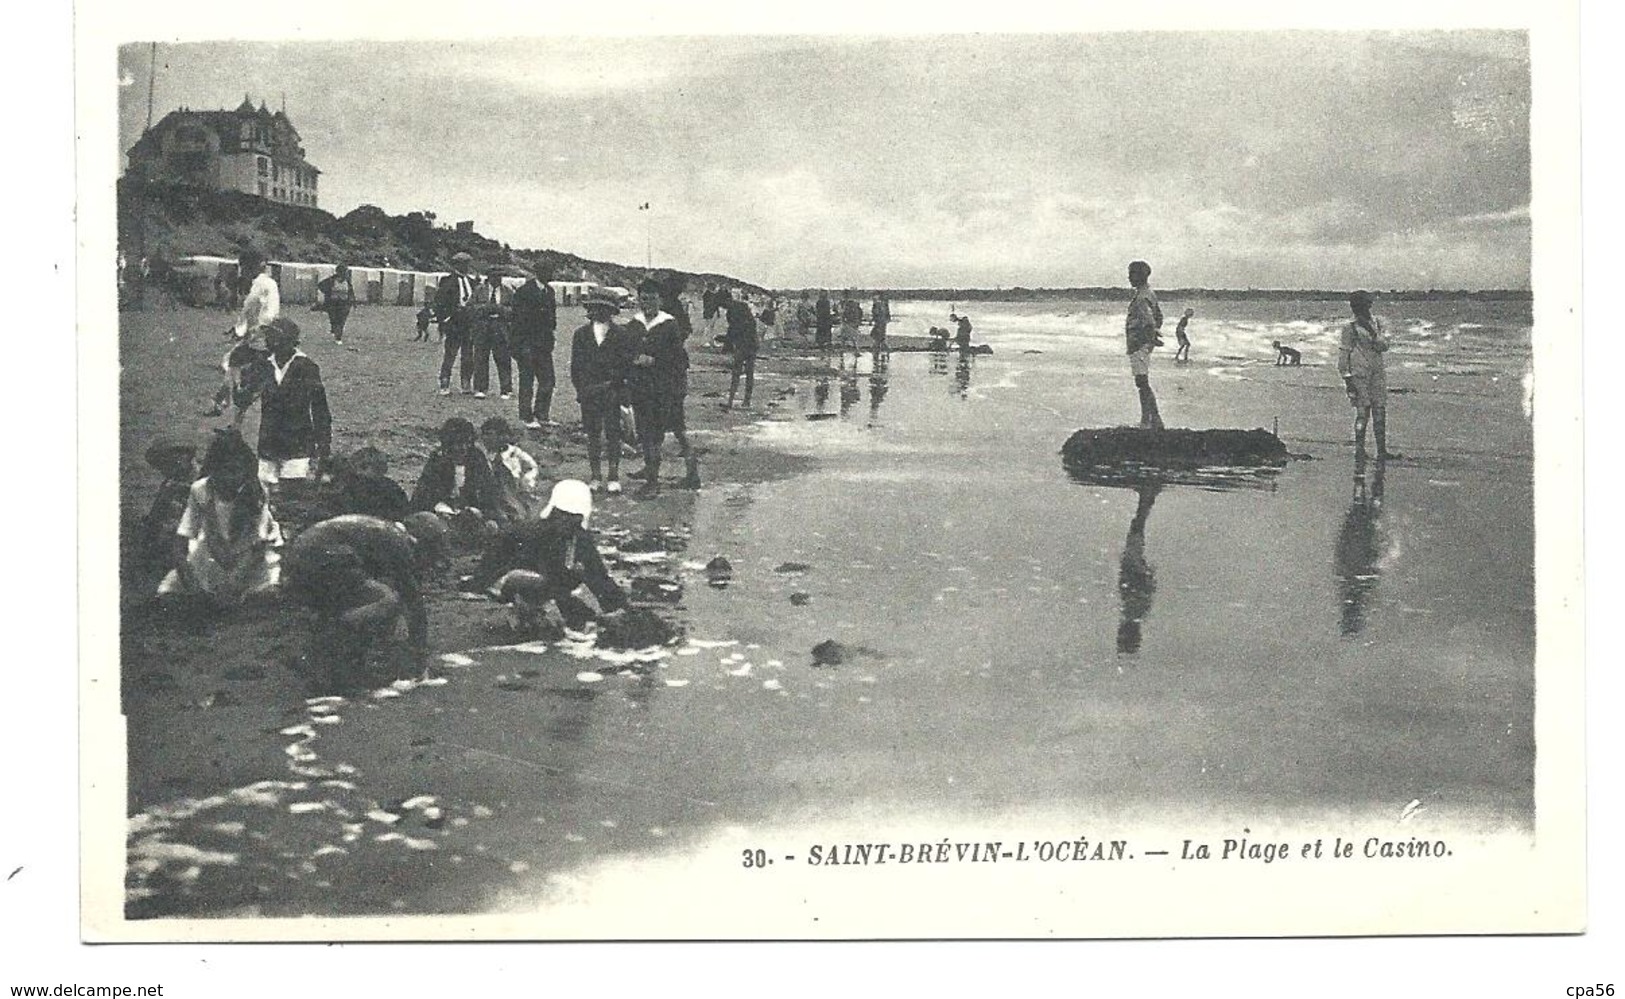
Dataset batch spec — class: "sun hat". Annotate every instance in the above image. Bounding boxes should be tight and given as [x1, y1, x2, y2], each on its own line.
[540, 479, 594, 527]
[581, 289, 623, 312]
[145, 438, 197, 477]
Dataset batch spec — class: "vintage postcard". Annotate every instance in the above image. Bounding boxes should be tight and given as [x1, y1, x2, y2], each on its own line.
[76, 0, 1584, 944]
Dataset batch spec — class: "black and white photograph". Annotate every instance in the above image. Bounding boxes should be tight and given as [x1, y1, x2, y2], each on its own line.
[61, 0, 1596, 963]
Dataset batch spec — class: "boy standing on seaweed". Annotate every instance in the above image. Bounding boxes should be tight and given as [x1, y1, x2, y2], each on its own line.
[1125, 260, 1166, 431]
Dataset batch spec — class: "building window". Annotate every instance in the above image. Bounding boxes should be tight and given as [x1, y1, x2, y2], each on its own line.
[257, 156, 268, 176]
[258, 181, 268, 197]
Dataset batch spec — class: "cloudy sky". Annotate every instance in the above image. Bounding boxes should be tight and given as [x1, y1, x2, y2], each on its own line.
[117, 32, 1530, 290]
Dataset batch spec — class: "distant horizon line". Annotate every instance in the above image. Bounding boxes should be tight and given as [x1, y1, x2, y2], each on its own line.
[762, 286, 1533, 297]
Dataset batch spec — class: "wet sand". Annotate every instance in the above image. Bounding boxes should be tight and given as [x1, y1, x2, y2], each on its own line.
[114, 300, 1535, 922]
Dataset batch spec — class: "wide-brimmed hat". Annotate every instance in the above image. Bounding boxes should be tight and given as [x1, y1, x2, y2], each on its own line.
[145, 438, 197, 476]
[264, 316, 302, 342]
[541, 479, 594, 527]
[581, 289, 623, 312]
[450, 251, 474, 266]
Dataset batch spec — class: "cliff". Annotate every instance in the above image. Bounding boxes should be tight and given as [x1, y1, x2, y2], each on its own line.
[117, 178, 766, 295]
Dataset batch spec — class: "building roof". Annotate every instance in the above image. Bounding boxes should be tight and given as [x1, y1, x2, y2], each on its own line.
[128, 100, 319, 173]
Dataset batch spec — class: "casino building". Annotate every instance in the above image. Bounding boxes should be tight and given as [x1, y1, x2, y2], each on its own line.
[126, 96, 321, 208]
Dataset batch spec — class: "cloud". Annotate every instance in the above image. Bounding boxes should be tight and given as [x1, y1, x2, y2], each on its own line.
[118, 33, 1532, 289]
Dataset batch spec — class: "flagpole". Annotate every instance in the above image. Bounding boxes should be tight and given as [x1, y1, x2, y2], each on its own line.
[639, 202, 651, 268]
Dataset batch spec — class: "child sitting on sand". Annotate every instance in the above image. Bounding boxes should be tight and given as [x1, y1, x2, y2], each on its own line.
[139, 438, 198, 574]
[411, 417, 497, 542]
[155, 428, 284, 609]
[479, 416, 542, 524]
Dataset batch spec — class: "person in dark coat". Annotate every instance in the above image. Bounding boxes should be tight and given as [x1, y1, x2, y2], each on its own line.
[814, 289, 834, 358]
[235, 318, 332, 490]
[471, 273, 514, 399]
[721, 289, 759, 411]
[510, 268, 559, 427]
[462, 480, 628, 631]
[624, 278, 694, 496]
[869, 292, 891, 360]
[701, 283, 721, 338]
[434, 252, 478, 395]
[281, 514, 429, 690]
[570, 290, 635, 493]
[315, 264, 357, 345]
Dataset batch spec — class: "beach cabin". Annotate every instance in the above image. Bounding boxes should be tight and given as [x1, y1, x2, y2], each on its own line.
[421, 273, 447, 307]
[375, 268, 406, 307]
[550, 280, 593, 305]
[390, 269, 417, 306]
[271, 261, 321, 306]
[171, 254, 238, 307]
[349, 266, 384, 305]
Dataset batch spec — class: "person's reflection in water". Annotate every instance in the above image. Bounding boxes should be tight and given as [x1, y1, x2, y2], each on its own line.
[1117, 480, 1161, 654]
[839, 370, 861, 417]
[929, 348, 950, 377]
[1334, 454, 1387, 636]
[812, 374, 831, 415]
[868, 368, 889, 420]
[953, 351, 975, 399]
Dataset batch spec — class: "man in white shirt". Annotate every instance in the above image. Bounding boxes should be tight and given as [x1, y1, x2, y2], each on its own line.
[209, 249, 281, 416]
[434, 252, 478, 395]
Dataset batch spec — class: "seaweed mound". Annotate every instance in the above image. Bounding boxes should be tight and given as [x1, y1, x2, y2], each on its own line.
[1061, 428, 1288, 472]
[597, 609, 680, 650]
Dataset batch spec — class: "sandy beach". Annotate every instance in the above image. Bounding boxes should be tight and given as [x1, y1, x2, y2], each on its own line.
[110, 292, 1536, 923]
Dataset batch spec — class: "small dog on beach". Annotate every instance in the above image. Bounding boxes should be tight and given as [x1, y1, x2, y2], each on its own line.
[1272, 341, 1303, 366]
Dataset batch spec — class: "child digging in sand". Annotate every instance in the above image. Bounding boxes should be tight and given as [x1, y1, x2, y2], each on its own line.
[281, 514, 430, 691]
[462, 479, 629, 635]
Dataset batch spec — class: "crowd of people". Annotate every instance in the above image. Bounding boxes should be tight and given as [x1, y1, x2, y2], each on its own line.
[133, 246, 1394, 693]
[135, 247, 825, 693]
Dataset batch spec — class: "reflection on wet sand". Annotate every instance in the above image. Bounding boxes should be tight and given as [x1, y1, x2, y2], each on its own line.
[954, 350, 974, 398]
[839, 370, 861, 417]
[868, 368, 889, 420]
[1116, 481, 1161, 654]
[1334, 455, 1388, 636]
[813, 375, 831, 414]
